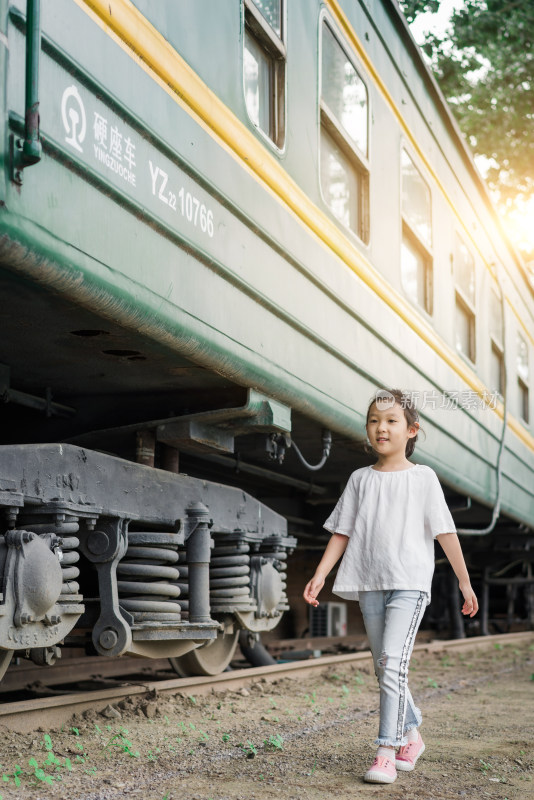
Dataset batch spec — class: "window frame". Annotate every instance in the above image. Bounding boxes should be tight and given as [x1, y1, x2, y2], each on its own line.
[454, 290, 476, 364]
[319, 17, 370, 244]
[454, 234, 476, 311]
[489, 286, 504, 398]
[453, 233, 476, 364]
[400, 147, 433, 316]
[517, 332, 530, 424]
[400, 222, 433, 314]
[246, 0, 283, 40]
[490, 341, 505, 398]
[518, 375, 529, 424]
[243, 0, 286, 149]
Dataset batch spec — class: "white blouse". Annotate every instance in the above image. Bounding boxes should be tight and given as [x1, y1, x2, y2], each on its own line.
[324, 464, 456, 604]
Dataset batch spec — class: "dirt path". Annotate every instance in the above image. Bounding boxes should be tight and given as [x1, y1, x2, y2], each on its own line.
[0, 637, 532, 800]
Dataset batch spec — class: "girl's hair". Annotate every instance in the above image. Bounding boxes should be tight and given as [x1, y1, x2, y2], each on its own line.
[365, 388, 421, 458]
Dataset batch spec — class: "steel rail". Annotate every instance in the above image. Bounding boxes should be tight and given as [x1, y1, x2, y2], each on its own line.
[0, 655, 174, 694]
[0, 631, 532, 734]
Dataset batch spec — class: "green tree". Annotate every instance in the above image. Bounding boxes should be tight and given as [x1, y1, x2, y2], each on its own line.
[400, 0, 534, 261]
[400, 0, 439, 24]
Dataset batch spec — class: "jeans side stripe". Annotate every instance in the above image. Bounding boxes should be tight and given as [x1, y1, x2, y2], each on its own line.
[396, 591, 425, 742]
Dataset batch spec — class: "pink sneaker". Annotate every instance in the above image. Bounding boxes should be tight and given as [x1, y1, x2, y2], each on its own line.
[395, 732, 425, 771]
[363, 755, 397, 783]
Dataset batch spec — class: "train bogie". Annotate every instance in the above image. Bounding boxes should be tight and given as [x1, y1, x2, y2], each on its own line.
[0, 444, 295, 677]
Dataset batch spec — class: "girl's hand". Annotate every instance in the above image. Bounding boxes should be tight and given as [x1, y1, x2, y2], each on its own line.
[460, 582, 479, 617]
[303, 575, 325, 607]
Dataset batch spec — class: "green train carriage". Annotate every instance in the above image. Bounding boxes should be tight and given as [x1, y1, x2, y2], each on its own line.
[0, 0, 532, 680]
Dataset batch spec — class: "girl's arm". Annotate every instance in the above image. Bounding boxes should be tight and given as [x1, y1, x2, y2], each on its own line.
[303, 533, 349, 607]
[436, 532, 479, 617]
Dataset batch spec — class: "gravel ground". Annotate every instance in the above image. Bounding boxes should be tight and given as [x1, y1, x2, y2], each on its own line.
[0, 637, 532, 800]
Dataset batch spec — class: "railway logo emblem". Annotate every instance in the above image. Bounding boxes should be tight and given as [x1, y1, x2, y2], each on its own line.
[61, 86, 86, 153]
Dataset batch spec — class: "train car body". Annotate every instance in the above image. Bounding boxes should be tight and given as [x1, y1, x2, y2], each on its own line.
[0, 0, 532, 678]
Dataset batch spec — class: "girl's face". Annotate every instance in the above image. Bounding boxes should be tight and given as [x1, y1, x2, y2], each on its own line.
[366, 401, 418, 457]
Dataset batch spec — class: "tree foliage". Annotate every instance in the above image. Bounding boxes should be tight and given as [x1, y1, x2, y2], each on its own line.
[400, 0, 534, 259]
[400, 0, 439, 24]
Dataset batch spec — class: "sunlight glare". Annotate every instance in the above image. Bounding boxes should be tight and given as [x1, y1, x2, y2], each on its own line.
[501, 197, 534, 256]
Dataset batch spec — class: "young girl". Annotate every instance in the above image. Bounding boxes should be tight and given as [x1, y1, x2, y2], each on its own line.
[303, 388, 478, 785]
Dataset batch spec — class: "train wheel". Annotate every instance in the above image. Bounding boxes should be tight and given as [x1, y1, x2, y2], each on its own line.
[169, 627, 239, 677]
[0, 650, 13, 682]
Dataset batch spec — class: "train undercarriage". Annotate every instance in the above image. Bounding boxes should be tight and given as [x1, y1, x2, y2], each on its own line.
[0, 443, 296, 682]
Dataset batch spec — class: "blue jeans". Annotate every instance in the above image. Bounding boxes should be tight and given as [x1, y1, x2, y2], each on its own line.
[359, 590, 427, 748]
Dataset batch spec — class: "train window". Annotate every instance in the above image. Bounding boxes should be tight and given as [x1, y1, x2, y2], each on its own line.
[249, 0, 281, 38]
[454, 235, 476, 363]
[320, 22, 369, 242]
[401, 233, 431, 310]
[243, 0, 286, 148]
[320, 129, 362, 232]
[455, 296, 475, 362]
[455, 236, 476, 305]
[489, 288, 503, 346]
[401, 150, 431, 248]
[491, 342, 505, 397]
[322, 24, 367, 157]
[489, 288, 504, 397]
[517, 334, 529, 423]
[401, 150, 432, 313]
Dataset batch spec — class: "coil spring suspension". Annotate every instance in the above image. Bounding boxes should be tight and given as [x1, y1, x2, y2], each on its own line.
[117, 532, 181, 623]
[257, 538, 289, 614]
[13, 517, 81, 602]
[209, 540, 254, 614]
[175, 551, 189, 617]
[57, 526, 81, 601]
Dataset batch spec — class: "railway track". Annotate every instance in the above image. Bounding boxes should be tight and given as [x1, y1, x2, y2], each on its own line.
[1, 631, 531, 734]
[0, 634, 371, 696]
[0, 654, 175, 695]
